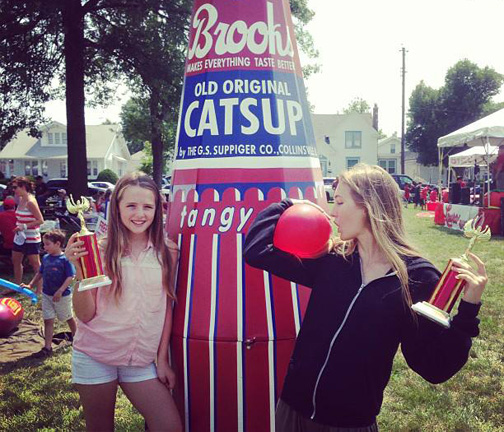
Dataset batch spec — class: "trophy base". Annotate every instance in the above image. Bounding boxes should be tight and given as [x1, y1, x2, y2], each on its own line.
[78, 275, 112, 292]
[411, 301, 451, 328]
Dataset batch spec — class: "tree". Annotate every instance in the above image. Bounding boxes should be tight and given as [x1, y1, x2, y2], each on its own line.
[1, 0, 319, 190]
[406, 60, 504, 166]
[0, 0, 132, 197]
[343, 98, 371, 114]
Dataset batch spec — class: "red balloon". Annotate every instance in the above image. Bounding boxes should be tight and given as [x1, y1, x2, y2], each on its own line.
[273, 204, 333, 258]
[0, 298, 24, 337]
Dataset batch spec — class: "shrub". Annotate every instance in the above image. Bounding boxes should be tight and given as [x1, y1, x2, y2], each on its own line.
[96, 169, 119, 184]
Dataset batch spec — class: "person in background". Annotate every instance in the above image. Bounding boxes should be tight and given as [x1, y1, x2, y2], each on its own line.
[35, 175, 51, 208]
[429, 187, 438, 203]
[0, 197, 17, 269]
[491, 145, 504, 190]
[403, 183, 411, 208]
[413, 182, 421, 209]
[11, 177, 44, 288]
[22, 229, 77, 358]
[420, 184, 429, 210]
[244, 163, 488, 431]
[457, 176, 466, 188]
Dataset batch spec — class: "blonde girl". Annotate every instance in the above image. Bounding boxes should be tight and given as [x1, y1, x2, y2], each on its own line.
[66, 172, 181, 432]
[244, 163, 488, 431]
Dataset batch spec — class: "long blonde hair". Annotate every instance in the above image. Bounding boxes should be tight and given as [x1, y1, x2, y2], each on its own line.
[104, 172, 175, 300]
[333, 164, 419, 306]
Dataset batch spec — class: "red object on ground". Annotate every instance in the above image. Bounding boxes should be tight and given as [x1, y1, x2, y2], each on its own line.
[442, 190, 449, 203]
[430, 190, 438, 202]
[0, 210, 17, 249]
[0, 298, 24, 337]
[426, 202, 438, 212]
[483, 191, 504, 208]
[480, 207, 502, 235]
[274, 204, 333, 258]
[434, 202, 446, 225]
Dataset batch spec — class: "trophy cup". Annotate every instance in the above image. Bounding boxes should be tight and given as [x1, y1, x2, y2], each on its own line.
[67, 195, 112, 291]
[412, 215, 491, 328]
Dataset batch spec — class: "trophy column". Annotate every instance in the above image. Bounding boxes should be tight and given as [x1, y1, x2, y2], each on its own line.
[412, 216, 491, 328]
[67, 196, 112, 292]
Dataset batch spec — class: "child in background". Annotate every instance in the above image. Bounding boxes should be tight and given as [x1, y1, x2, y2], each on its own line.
[420, 184, 429, 210]
[403, 183, 411, 208]
[430, 188, 438, 203]
[65, 172, 181, 432]
[23, 229, 77, 357]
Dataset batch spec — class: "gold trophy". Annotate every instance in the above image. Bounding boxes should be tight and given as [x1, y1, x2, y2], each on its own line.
[67, 195, 112, 291]
[411, 215, 491, 328]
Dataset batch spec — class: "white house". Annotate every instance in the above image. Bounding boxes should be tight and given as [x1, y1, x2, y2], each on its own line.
[405, 150, 442, 184]
[0, 122, 130, 179]
[377, 135, 401, 174]
[312, 112, 380, 177]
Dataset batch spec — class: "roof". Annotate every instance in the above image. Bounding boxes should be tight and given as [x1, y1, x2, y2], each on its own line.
[438, 108, 504, 148]
[311, 112, 376, 139]
[0, 123, 124, 159]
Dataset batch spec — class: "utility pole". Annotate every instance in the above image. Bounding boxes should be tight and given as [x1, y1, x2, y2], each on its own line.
[400, 47, 407, 174]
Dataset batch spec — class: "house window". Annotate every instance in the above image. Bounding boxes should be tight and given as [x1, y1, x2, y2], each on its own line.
[54, 133, 61, 145]
[319, 155, 328, 176]
[62, 133, 68, 145]
[42, 160, 48, 176]
[390, 143, 396, 154]
[379, 159, 396, 174]
[23, 160, 39, 176]
[87, 161, 98, 177]
[48, 133, 54, 145]
[345, 131, 362, 149]
[60, 161, 67, 178]
[346, 157, 360, 170]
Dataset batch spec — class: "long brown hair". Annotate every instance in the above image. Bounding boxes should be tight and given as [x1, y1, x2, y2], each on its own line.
[13, 176, 34, 194]
[333, 164, 419, 306]
[104, 172, 175, 300]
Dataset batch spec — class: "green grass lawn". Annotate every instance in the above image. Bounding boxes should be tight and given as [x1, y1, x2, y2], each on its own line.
[0, 208, 503, 431]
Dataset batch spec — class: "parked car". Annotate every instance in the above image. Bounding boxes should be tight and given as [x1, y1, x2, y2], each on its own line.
[323, 177, 336, 202]
[89, 181, 115, 192]
[161, 184, 171, 200]
[45, 178, 102, 197]
[391, 174, 414, 191]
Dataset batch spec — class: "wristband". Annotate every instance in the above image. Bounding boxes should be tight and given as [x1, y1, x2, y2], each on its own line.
[22, 224, 27, 231]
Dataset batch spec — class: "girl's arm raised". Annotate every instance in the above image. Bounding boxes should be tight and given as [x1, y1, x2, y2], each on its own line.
[65, 233, 97, 322]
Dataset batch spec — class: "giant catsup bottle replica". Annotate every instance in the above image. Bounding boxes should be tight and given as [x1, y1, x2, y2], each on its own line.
[167, 1, 325, 430]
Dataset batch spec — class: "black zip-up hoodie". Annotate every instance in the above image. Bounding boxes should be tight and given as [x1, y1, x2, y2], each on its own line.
[243, 199, 481, 428]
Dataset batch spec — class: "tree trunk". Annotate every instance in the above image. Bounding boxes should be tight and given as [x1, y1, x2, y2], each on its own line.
[150, 90, 164, 188]
[62, 0, 88, 199]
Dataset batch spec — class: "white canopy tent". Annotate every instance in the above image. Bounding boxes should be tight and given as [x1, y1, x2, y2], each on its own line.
[438, 108, 504, 148]
[438, 108, 504, 206]
[448, 144, 498, 168]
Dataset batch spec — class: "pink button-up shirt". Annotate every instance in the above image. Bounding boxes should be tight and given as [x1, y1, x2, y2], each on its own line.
[74, 241, 171, 366]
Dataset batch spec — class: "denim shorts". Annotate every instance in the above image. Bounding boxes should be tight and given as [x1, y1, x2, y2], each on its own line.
[72, 349, 158, 385]
[12, 241, 40, 255]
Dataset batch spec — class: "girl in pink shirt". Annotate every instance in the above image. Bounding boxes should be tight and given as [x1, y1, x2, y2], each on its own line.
[66, 172, 182, 432]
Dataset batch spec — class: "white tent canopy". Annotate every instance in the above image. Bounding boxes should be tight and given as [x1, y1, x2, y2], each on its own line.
[448, 144, 498, 167]
[438, 108, 504, 148]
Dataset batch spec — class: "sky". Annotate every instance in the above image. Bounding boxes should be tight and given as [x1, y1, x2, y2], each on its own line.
[46, 0, 504, 137]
